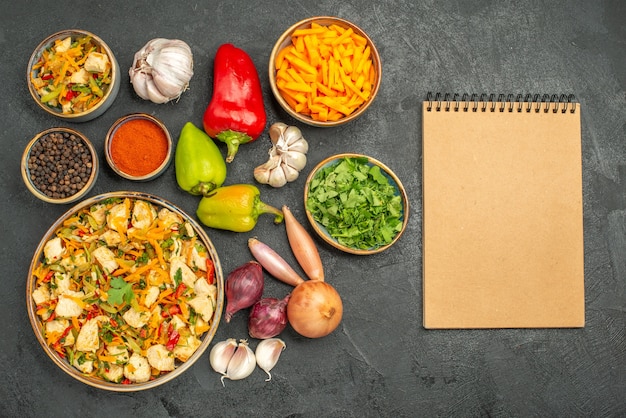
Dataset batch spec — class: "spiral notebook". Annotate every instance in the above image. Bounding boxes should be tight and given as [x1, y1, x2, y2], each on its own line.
[422, 93, 585, 329]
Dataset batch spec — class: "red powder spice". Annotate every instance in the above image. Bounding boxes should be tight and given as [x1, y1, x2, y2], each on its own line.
[110, 118, 169, 177]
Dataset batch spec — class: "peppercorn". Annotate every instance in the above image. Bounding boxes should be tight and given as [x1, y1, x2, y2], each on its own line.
[27, 131, 93, 200]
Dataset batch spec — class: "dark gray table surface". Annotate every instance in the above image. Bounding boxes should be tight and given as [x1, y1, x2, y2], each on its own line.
[1, 1, 624, 417]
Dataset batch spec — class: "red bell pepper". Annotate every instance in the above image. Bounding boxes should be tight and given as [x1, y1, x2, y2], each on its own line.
[161, 304, 182, 318]
[203, 43, 267, 163]
[206, 258, 215, 285]
[166, 328, 180, 351]
[174, 282, 187, 299]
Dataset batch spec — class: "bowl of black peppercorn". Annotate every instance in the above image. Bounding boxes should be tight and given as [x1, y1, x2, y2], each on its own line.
[21, 127, 99, 204]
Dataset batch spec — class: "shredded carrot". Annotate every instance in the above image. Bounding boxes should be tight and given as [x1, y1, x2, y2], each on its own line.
[46, 331, 63, 346]
[37, 307, 51, 317]
[148, 238, 167, 268]
[148, 310, 162, 332]
[98, 353, 119, 363]
[123, 258, 158, 283]
[275, 22, 375, 121]
[146, 227, 166, 241]
[195, 322, 210, 334]
[156, 288, 175, 304]
[66, 294, 88, 309]
[179, 301, 189, 320]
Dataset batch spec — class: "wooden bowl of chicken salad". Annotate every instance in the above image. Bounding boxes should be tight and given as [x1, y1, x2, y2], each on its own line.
[26, 191, 224, 391]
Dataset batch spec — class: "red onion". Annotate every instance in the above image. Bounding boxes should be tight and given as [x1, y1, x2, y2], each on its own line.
[248, 295, 290, 339]
[224, 261, 264, 323]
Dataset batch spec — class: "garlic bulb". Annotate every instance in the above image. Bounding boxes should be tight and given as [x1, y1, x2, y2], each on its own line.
[129, 38, 194, 104]
[255, 338, 286, 382]
[254, 123, 309, 188]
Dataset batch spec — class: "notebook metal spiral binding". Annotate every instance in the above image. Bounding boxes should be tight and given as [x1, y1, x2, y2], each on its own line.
[425, 92, 577, 114]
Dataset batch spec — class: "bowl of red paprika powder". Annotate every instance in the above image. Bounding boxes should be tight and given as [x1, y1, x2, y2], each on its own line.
[104, 113, 173, 181]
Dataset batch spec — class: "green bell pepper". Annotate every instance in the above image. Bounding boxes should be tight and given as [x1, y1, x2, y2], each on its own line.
[175, 122, 227, 196]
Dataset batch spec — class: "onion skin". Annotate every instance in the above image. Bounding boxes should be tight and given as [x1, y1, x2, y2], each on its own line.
[287, 280, 343, 338]
[248, 237, 305, 287]
[282, 205, 324, 282]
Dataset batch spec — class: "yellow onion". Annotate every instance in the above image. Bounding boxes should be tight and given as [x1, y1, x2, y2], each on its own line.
[287, 280, 342, 338]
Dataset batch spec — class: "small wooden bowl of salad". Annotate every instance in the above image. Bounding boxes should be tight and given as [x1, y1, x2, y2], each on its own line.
[27, 29, 121, 122]
[304, 153, 409, 255]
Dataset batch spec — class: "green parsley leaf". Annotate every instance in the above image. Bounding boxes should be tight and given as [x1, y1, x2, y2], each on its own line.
[107, 276, 135, 306]
[173, 267, 183, 287]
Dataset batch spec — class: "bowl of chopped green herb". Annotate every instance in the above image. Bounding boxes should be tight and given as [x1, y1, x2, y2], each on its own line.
[304, 153, 409, 255]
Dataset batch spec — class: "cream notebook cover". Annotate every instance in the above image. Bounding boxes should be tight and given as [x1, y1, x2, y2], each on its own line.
[422, 94, 585, 329]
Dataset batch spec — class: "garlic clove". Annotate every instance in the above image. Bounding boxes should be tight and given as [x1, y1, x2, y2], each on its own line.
[282, 150, 307, 171]
[209, 338, 238, 375]
[287, 138, 309, 154]
[282, 126, 303, 146]
[281, 162, 300, 182]
[145, 79, 171, 104]
[151, 67, 187, 99]
[221, 340, 256, 386]
[128, 69, 152, 101]
[275, 136, 290, 154]
[254, 166, 271, 185]
[268, 164, 287, 188]
[254, 154, 281, 185]
[269, 122, 288, 145]
[151, 46, 193, 98]
[255, 338, 286, 382]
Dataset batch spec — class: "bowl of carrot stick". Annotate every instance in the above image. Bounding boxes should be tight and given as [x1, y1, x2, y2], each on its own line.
[27, 29, 120, 122]
[269, 16, 382, 127]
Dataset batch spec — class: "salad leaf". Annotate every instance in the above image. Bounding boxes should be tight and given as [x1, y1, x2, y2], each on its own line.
[173, 267, 183, 287]
[306, 157, 404, 250]
[107, 276, 135, 306]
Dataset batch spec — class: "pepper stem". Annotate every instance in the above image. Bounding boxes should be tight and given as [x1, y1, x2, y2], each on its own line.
[256, 199, 284, 225]
[216, 130, 254, 163]
[191, 181, 219, 197]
